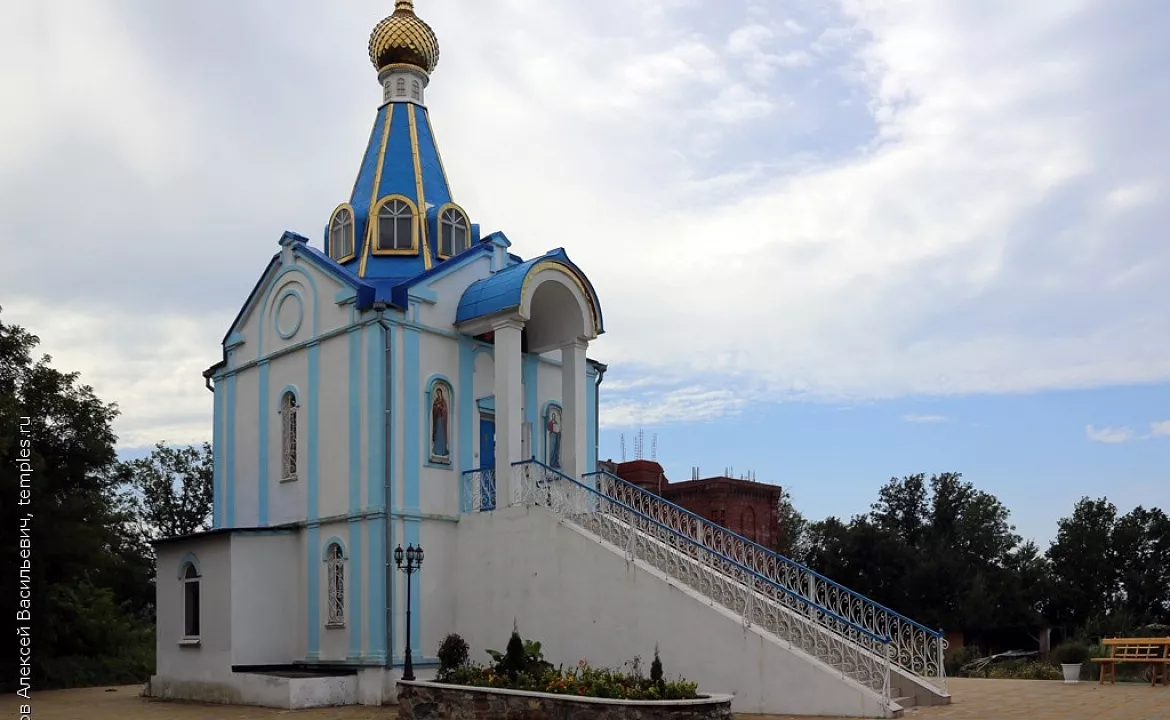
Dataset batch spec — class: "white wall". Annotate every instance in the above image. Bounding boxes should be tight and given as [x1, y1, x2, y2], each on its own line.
[316, 334, 355, 521]
[230, 533, 299, 666]
[418, 331, 461, 517]
[417, 254, 493, 329]
[155, 536, 233, 685]
[452, 506, 890, 718]
[266, 350, 308, 526]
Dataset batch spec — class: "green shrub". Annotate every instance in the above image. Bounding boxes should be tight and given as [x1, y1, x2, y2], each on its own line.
[448, 635, 698, 700]
[1052, 642, 1090, 665]
[985, 661, 1062, 681]
[650, 646, 664, 690]
[437, 633, 470, 678]
[948, 645, 984, 676]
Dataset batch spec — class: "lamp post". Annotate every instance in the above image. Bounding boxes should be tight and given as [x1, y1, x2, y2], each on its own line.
[394, 543, 424, 681]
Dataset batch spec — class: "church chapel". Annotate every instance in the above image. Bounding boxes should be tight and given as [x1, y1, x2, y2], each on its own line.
[147, 4, 946, 717]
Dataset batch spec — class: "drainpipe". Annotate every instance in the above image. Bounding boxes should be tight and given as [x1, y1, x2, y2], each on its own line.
[202, 367, 215, 393]
[593, 362, 607, 472]
[373, 301, 394, 669]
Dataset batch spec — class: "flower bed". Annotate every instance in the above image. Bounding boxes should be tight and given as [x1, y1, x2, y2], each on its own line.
[396, 681, 734, 720]
[397, 630, 732, 719]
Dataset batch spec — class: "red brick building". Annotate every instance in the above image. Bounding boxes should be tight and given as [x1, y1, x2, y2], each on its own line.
[600, 459, 781, 549]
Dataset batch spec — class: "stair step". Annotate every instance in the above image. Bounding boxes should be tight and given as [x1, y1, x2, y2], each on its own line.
[893, 696, 916, 708]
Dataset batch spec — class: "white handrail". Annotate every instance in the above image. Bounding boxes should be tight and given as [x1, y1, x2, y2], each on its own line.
[588, 469, 948, 690]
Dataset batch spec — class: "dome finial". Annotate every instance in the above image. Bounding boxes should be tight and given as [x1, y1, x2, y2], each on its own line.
[369, 0, 440, 76]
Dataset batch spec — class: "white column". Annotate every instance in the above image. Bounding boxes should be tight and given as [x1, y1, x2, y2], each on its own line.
[560, 339, 588, 480]
[493, 320, 524, 504]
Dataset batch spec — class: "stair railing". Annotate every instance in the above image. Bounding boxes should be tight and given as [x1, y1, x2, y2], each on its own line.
[584, 469, 947, 691]
[515, 460, 893, 702]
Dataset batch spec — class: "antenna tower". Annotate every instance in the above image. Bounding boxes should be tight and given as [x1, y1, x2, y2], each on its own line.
[620, 433, 626, 462]
[651, 433, 658, 461]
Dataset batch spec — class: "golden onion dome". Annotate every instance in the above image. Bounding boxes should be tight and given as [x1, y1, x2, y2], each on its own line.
[368, 0, 440, 75]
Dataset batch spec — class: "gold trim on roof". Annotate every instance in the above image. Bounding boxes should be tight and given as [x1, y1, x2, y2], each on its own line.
[408, 104, 434, 271]
[359, 105, 394, 277]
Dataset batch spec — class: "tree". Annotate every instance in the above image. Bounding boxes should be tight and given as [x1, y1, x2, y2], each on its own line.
[1112, 507, 1170, 625]
[116, 441, 214, 542]
[1045, 497, 1120, 631]
[774, 487, 810, 562]
[0, 309, 153, 690]
[803, 473, 1031, 637]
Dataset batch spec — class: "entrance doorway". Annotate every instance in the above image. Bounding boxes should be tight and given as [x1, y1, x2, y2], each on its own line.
[479, 414, 496, 510]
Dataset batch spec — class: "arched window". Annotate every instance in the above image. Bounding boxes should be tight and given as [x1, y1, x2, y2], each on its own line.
[545, 405, 562, 470]
[439, 207, 469, 258]
[411, 80, 421, 100]
[281, 392, 298, 481]
[396, 77, 406, 96]
[182, 563, 201, 639]
[329, 207, 354, 260]
[376, 198, 415, 252]
[325, 543, 346, 627]
[429, 382, 452, 463]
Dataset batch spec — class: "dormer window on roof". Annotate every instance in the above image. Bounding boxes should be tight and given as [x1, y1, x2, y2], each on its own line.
[329, 206, 355, 262]
[375, 196, 417, 254]
[438, 205, 469, 258]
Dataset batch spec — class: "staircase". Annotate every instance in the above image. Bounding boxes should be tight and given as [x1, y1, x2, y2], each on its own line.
[460, 461, 950, 713]
[585, 468, 951, 708]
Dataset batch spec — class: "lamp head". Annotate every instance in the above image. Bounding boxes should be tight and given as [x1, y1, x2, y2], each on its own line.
[394, 544, 404, 568]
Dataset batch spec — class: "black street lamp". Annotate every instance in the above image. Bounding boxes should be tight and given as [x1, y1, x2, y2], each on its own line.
[394, 543, 424, 681]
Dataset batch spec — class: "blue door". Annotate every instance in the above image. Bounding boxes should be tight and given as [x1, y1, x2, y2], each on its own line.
[479, 415, 496, 510]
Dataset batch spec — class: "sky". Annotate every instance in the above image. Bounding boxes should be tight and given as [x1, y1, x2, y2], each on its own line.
[1, 0, 1167, 547]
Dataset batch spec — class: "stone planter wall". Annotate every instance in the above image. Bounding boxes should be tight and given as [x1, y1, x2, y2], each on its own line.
[397, 680, 733, 720]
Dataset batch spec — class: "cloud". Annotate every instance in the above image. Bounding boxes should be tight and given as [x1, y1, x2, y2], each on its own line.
[902, 414, 948, 424]
[1086, 425, 1134, 444]
[2, 0, 1169, 443]
[1146, 420, 1170, 438]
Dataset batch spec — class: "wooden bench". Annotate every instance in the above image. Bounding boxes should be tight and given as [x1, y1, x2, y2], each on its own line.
[1090, 638, 1170, 686]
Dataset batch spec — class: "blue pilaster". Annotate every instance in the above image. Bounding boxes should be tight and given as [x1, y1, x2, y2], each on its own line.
[403, 326, 420, 512]
[306, 525, 320, 662]
[586, 367, 598, 474]
[348, 519, 363, 660]
[306, 342, 321, 660]
[225, 374, 237, 528]
[212, 376, 224, 528]
[523, 354, 538, 460]
[257, 361, 270, 526]
[366, 321, 389, 664]
[348, 329, 362, 514]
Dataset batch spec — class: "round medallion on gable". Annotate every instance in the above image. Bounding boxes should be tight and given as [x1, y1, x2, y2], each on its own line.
[275, 289, 304, 340]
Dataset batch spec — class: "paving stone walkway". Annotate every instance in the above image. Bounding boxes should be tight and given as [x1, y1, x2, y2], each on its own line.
[2, 677, 1166, 719]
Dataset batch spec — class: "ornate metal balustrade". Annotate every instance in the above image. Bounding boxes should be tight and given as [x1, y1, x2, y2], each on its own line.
[459, 468, 496, 513]
[513, 460, 893, 702]
[583, 469, 947, 692]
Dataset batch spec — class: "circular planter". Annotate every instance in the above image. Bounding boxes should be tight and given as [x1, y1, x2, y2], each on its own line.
[397, 679, 733, 720]
[1061, 663, 1082, 684]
